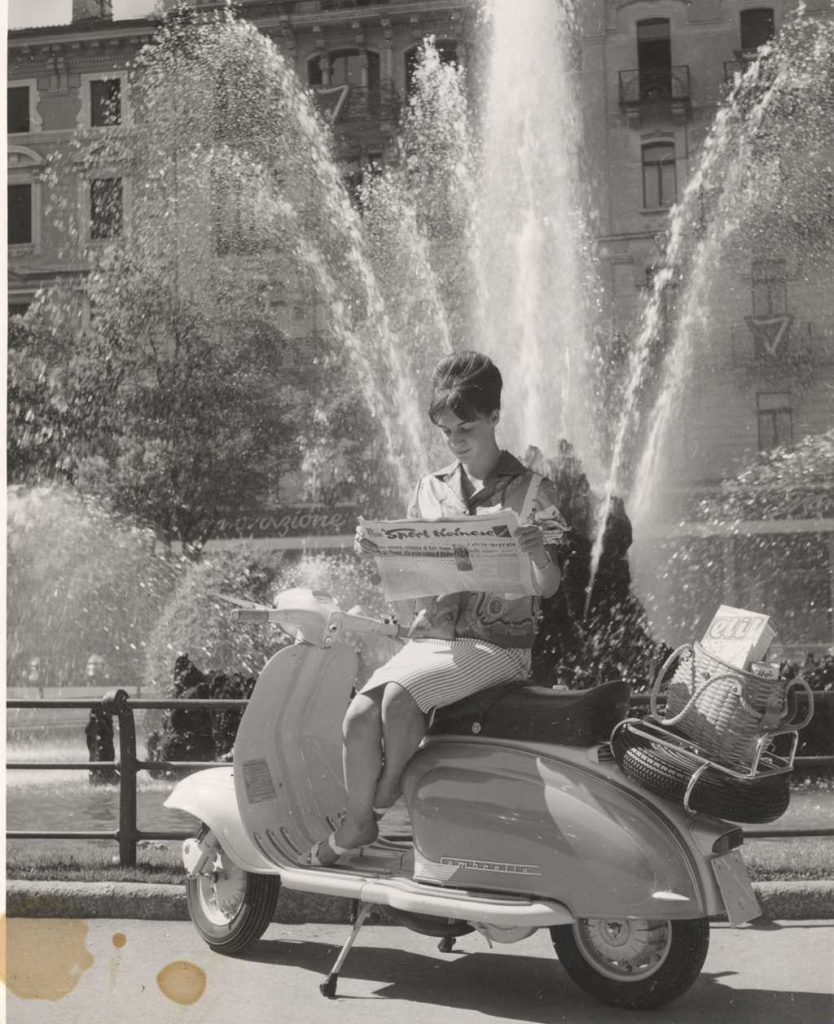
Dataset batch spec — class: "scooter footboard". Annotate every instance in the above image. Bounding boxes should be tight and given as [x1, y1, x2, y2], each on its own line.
[164, 767, 278, 874]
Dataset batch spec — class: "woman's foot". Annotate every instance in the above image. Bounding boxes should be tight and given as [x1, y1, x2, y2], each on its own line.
[303, 819, 379, 867]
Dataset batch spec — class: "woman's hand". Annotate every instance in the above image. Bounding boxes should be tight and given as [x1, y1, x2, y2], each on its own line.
[408, 607, 436, 638]
[514, 523, 561, 598]
[513, 523, 548, 565]
[408, 595, 458, 640]
[353, 524, 379, 559]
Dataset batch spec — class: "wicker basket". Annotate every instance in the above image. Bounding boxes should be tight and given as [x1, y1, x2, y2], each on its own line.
[649, 642, 813, 770]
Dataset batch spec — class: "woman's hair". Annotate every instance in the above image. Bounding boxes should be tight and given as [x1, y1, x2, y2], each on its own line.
[428, 351, 503, 423]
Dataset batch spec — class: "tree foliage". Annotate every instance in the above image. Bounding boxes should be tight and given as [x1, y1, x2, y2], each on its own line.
[8, 8, 402, 549]
[695, 429, 834, 523]
[9, 258, 306, 554]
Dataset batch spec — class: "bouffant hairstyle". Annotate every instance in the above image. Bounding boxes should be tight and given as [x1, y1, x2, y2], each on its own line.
[428, 351, 503, 423]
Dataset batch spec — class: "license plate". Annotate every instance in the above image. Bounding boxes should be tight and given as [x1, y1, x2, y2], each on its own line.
[711, 850, 761, 925]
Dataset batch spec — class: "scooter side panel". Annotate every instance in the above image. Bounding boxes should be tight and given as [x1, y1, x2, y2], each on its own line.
[404, 741, 708, 920]
[233, 642, 357, 867]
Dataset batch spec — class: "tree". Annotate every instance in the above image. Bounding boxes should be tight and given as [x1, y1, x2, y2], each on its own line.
[11, 8, 404, 550]
[10, 246, 306, 555]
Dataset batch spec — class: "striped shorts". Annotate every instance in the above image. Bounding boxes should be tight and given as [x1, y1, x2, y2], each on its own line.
[358, 637, 531, 714]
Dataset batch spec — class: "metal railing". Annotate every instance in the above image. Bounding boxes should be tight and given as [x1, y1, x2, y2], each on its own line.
[619, 66, 691, 106]
[267, 0, 391, 12]
[7, 689, 247, 866]
[7, 689, 834, 866]
[311, 84, 401, 125]
[319, 0, 390, 8]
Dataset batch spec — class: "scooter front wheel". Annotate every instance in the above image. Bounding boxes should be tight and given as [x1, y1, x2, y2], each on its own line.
[186, 827, 281, 954]
[551, 916, 709, 1010]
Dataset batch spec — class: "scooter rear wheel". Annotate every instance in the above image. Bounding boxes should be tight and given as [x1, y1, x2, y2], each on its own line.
[551, 916, 709, 1010]
[186, 828, 281, 954]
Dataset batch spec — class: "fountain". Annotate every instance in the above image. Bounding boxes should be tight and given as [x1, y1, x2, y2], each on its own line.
[621, 12, 834, 646]
[7, 3, 834, 839]
[476, 0, 605, 468]
[6, 485, 185, 693]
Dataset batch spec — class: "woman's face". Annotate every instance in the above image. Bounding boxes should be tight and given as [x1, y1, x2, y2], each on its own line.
[433, 408, 499, 470]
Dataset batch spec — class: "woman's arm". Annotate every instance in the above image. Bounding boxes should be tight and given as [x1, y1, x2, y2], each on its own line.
[514, 524, 562, 598]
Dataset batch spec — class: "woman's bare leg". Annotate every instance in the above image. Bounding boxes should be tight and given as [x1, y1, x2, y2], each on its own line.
[332, 692, 384, 849]
[374, 683, 427, 810]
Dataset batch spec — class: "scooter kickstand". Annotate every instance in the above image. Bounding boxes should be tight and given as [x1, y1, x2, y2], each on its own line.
[319, 901, 375, 998]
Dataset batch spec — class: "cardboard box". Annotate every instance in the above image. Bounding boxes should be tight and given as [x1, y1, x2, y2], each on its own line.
[701, 605, 777, 670]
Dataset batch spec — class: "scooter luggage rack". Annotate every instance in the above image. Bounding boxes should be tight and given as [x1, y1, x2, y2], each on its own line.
[611, 716, 799, 815]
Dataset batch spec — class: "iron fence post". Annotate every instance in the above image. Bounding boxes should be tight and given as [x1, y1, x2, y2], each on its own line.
[103, 688, 138, 867]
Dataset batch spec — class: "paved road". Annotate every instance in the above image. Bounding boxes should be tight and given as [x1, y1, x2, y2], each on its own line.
[5, 918, 833, 1024]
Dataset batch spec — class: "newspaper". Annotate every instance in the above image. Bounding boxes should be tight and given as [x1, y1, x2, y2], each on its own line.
[359, 509, 565, 601]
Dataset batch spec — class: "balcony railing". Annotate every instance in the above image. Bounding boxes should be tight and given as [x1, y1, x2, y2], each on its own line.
[311, 84, 400, 126]
[619, 66, 691, 106]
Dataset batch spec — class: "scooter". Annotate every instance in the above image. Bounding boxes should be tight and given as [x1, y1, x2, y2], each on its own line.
[165, 587, 763, 1011]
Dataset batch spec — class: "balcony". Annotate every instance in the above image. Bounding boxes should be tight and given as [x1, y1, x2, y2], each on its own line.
[311, 84, 400, 128]
[618, 66, 691, 126]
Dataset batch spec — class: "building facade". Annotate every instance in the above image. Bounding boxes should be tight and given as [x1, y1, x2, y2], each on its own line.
[575, 0, 833, 649]
[8, 0, 834, 647]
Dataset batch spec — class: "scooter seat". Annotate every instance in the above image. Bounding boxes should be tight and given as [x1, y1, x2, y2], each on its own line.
[428, 678, 631, 745]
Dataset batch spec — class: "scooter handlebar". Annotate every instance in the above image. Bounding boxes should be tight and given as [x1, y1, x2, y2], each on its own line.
[328, 611, 405, 641]
[230, 606, 407, 640]
[230, 608, 278, 623]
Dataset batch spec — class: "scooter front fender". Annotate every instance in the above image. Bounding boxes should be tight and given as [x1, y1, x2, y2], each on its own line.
[164, 767, 278, 875]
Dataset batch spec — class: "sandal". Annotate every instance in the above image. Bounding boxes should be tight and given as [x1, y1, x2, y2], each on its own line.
[303, 823, 379, 867]
[304, 832, 360, 867]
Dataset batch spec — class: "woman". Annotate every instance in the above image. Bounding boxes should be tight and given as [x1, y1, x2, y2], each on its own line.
[306, 351, 565, 866]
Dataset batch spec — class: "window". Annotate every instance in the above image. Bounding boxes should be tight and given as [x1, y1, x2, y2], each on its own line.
[406, 40, 459, 96]
[642, 142, 676, 208]
[78, 72, 128, 129]
[308, 50, 380, 89]
[740, 8, 775, 52]
[7, 82, 41, 133]
[637, 19, 671, 99]
[308, 56, 324, 87]
[8, 183, 32, 245]
[757, 392, 792, 451]
[90, 177, 123, 239]
[9, 299, 32, 318]
[752, 258, 787, 316]
[90, 78, 122, 127]
[330, 50, 365, 88]
[8, 144, 42, 249]
[8, 86, 30, 133]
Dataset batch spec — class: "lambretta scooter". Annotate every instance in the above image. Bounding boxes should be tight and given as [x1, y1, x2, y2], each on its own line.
[165, 587, 763, 1011]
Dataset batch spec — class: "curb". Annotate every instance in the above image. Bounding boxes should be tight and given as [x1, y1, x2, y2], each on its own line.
[752, 880, 834, 921]
[6, 879, 834, 923]
[5, 880, 355, 923]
